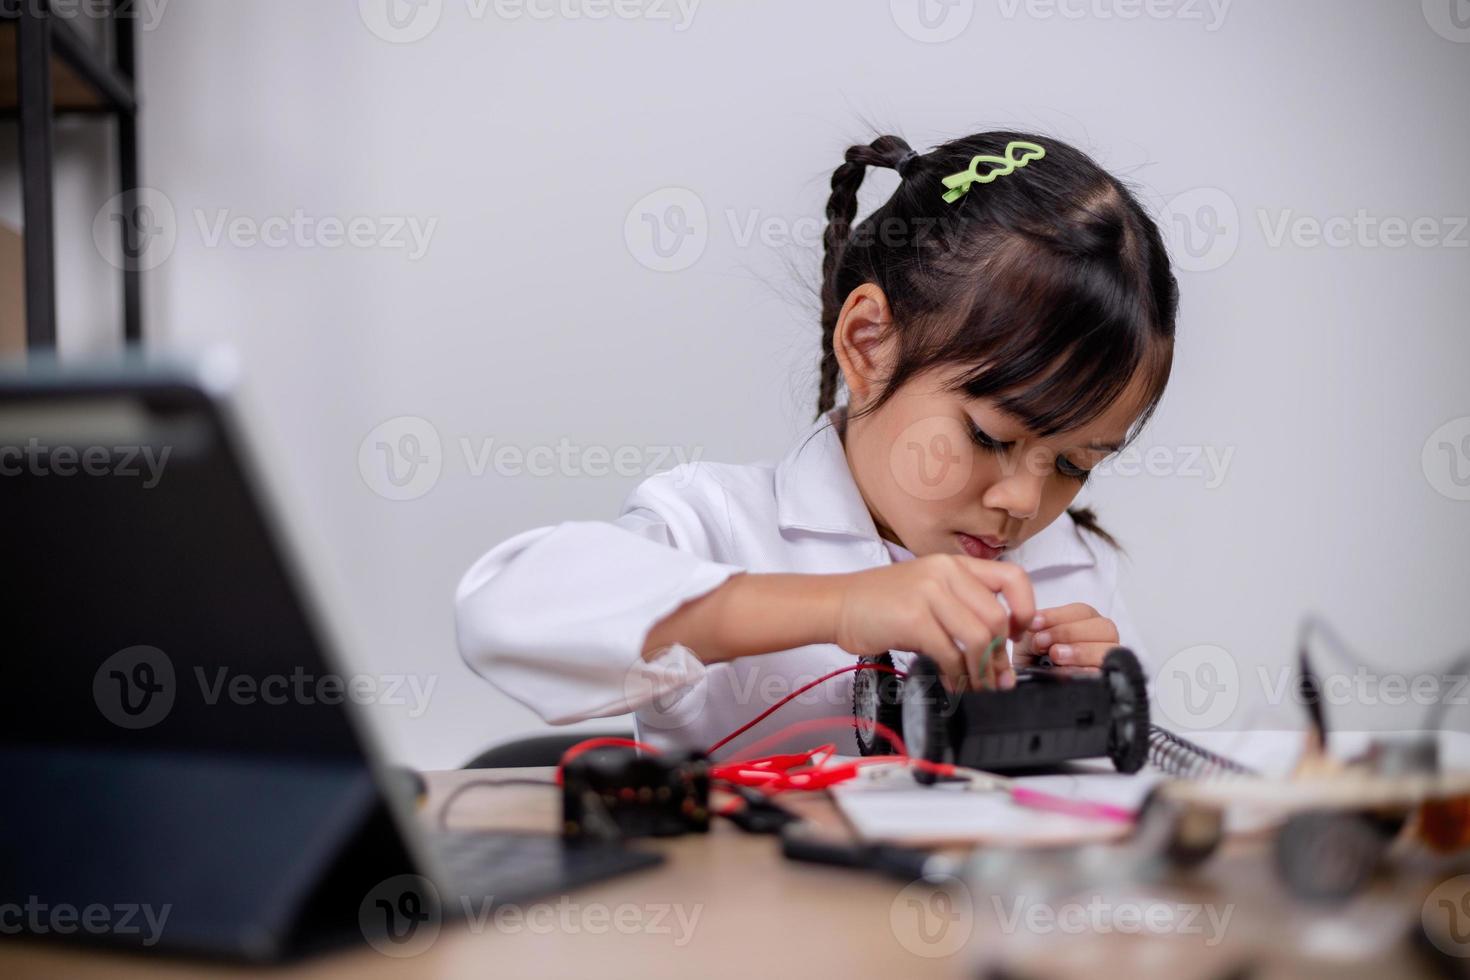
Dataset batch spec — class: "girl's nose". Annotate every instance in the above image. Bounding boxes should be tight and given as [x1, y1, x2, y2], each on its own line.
[983, 471, 1043, 522]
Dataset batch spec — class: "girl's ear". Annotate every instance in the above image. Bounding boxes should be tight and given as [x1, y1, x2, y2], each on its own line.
[833, 283, 897, 408]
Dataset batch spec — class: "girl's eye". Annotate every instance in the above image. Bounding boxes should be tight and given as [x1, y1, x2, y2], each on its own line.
[966, 416, 1094, 483]
[965, 418, 1008, 453]
[1056, 456, 1092, 483]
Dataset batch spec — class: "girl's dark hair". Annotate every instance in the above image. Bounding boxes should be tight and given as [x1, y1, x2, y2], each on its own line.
[816, 131, 1179, 549]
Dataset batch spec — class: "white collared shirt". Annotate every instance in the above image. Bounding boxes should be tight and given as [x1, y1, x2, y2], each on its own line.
[455, 406, 1149, 757]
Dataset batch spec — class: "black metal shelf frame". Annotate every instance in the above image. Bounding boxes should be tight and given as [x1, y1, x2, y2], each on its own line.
[3, 0, 142, 349]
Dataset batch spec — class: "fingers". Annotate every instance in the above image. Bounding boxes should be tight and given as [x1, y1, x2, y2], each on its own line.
[925, 585, 999, 692]
[1030, 602, 1100, 631]
[907, 595, 973, 693]
[1032, 610, 1119, 666]
[1047, 642, 1119, 667]
[956, 559, 1036, 640]
[1010, 631, 1041, 667]
[1025, 605, 1121, 667]
[1033, 616, 1118, 650]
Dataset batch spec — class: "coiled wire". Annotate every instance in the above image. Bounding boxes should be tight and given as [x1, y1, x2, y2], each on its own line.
[1148, 725, 1257, 779]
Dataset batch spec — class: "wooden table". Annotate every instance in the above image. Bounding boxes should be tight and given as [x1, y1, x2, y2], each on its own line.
[2, 768, 1465, 979]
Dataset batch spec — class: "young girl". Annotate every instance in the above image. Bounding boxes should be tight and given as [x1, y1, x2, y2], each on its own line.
[456, 130, 1178, 758]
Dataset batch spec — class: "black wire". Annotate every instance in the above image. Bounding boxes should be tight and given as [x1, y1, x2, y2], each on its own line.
[437, 777, 557, 832]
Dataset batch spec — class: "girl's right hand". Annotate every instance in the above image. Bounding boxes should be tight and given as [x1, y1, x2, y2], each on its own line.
[830, 554, 1036, 693]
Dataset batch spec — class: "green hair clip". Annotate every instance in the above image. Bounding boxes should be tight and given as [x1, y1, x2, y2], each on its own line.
[940, 140, 1046, 204]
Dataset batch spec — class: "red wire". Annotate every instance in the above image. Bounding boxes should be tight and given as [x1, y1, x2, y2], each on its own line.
[719, 715, 908, 764]
[705, 661, 904, 757]
[554, 736, 659, 785]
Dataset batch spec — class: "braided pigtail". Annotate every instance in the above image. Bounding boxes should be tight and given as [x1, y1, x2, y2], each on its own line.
[816, 135, 917, 420]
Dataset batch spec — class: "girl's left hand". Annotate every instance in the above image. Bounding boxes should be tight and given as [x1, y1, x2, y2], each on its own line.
[1012, 603, 1120, 669]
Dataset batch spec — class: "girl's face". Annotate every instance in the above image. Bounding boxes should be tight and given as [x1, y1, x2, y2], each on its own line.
[833, 285, 1148, 560]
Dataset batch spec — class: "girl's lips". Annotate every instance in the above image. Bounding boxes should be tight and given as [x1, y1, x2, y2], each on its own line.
[956, 531, 1006, 560]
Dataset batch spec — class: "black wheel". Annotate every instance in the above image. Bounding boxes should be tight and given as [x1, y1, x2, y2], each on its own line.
[1103, 647, 1149, 774]
[853, 653, 904, 756]
[900, 655, 950, 784]
[1136, 787, 1224, 870]
[1274, 811, 1387, 903]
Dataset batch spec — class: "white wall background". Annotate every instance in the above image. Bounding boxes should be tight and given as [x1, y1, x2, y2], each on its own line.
[11, 0, 1467, 766]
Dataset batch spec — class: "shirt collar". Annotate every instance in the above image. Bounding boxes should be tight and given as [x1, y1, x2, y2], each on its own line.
[773, 404, 1099, 573]
[774, 405, 881, 538]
